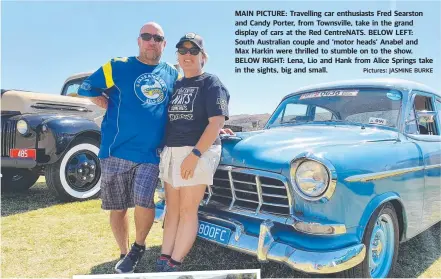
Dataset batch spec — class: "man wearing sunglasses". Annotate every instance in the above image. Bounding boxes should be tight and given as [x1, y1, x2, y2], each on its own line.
[78, 22, 180, 274]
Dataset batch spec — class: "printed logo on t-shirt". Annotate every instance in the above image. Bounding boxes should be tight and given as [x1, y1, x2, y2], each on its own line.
[168, 87, 199, 121]
[217, 97, 228, 111]
[134, 73, 167, 106]
[80, 81, 91, 91]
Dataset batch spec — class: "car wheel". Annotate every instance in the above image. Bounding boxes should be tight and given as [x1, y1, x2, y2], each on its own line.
[1, 168, 40, 192]
[335, 202, 399, 278]
[45, 137, 101, 201]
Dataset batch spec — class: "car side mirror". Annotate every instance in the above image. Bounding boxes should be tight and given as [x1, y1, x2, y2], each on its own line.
[405, 111, 437, 124]
[416, 110, 437, 124]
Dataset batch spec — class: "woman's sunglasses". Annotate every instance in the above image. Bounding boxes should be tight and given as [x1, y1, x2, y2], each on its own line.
[140, 33, 164, 43]
[177, 47, 201, 55]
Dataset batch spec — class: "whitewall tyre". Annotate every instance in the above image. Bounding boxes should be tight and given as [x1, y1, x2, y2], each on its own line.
[45, 137, 101, 201]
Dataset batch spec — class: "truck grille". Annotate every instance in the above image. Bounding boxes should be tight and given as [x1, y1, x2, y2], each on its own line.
[203, 165, 292, 216]
[1, 119, 17, 157]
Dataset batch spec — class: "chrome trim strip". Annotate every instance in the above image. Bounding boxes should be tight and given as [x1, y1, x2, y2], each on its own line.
[220, 166, 284, 181]
[204, 184, 213, 205]
[262, 202, 289, 208]
[261, 184, 285, 189]
[210, 185, 229, 190]
[31, 103, 92, 112]
[345, 166, 425, 182]
[255, 176, 263, 214]
[424, 163, 441, 170]
[232, 179, 255, 185]
[213, 193, 233, 199]
[286, 217, 347, 235]
[262, 193, 288, 198]
[235, 197, 259, 203]
[257, 220, 275, 262]
[227, 167, 237, 210]
[233, 188, 258, 195]
[218, 165, 233, 171]
[285, 243, 366, 274]
[284, 181, 295, 216]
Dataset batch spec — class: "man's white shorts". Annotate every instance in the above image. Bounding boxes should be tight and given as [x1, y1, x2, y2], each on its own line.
[158, 145, 221, 187]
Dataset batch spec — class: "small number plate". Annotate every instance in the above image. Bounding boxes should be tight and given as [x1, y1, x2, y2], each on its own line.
[10, 149, 36, 160]
[197, 221, 232, 246]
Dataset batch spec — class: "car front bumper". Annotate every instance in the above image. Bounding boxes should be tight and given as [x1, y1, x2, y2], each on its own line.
[154, 205, 366, 274]
[1, 157, 37, 168]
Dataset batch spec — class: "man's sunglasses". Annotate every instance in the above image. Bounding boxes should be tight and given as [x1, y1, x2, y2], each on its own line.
[140, 33, 164, 42]
[177, 47, 201, 55]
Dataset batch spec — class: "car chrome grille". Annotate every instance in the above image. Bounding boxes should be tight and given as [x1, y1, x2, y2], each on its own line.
[203, 165, 292, 216]
[1, 119, 17, 157]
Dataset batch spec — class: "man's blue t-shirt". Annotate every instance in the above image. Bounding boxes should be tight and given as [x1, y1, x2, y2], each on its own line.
[78, 56, 179, 164]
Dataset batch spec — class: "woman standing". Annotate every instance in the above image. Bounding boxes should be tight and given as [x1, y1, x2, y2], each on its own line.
[157, 33, 230, 272]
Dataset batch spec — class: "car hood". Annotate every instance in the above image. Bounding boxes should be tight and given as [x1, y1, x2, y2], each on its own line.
[1, 90, 105, 126]
[220, 124, 398, 173]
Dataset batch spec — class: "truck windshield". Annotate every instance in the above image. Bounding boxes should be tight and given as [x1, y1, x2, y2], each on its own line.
[61, 78, 87, 96]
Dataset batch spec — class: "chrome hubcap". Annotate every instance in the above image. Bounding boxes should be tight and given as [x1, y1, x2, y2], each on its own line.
[369, 213, 394, 278]
[65, 150, 100, 192]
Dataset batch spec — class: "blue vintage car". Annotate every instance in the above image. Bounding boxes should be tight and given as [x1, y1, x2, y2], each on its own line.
[154, 78, 441, 278]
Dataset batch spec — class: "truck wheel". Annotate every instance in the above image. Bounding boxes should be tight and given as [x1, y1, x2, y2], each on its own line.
[1, 168, 40, 192]
[45, 137, 101, 201]
[335, 202, 399, 278]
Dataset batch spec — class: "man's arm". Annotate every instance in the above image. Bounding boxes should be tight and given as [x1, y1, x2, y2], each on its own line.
[78, 60, 115, 107]
[89, 95, 109, 109]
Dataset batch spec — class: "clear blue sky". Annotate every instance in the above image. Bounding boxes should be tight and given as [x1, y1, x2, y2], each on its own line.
[2, 0, 440, 115]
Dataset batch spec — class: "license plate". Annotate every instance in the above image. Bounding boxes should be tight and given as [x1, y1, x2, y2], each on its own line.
[197, 221, 232, 246]
[10, 149, 36, 160]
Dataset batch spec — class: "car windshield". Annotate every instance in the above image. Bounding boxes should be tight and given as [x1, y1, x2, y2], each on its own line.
[61, 78, 87, 96]
[267, 88, 402, 129]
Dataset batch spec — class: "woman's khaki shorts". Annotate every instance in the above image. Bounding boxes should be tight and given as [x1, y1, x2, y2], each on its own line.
[159, 145, 221, 187]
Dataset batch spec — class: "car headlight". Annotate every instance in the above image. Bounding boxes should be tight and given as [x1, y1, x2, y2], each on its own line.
[17, 120, 30, 135]
[291, 159, 330, 200]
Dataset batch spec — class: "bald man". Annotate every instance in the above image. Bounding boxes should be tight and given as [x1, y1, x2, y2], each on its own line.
[78, 22, 180, 273]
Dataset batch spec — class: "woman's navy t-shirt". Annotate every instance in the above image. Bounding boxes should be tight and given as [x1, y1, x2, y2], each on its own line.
[165, 72, 230, 147]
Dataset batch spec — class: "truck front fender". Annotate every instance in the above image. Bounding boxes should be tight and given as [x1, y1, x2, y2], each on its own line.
[39, 116, 101, 164]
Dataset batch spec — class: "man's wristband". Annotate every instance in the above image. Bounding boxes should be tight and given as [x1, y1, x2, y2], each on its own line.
[191, 148, 202, 158]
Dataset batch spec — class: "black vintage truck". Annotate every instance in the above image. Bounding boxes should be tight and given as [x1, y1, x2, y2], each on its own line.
[1, 71, 243, 201]
[0, 72, 107, 201]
